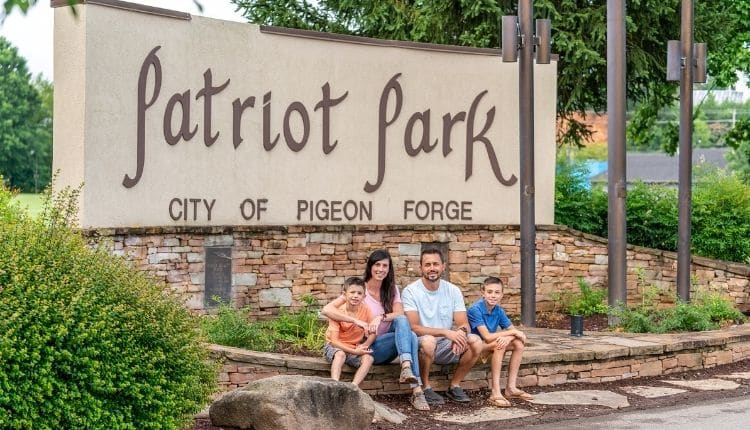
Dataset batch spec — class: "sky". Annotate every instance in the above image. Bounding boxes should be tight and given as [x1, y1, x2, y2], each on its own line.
[0, 0, 246, 81]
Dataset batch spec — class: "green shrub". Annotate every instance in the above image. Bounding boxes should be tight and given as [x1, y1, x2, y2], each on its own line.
[200, 301, 275, 351]
[201, 294, 326, 353]
[614, 280, 746, 333]
[271, 294, 326, 351]
[555, 159, 750, 264]
[616, 307, 656, 333]
[626, 181, 678, 251]
[660, 302, 716, 332]
[554, 160, 607, 236]
[553, 278, 609, 317]
[693, 289, 746, 324]
[0, 183, 216, 430]
[692, 166, 750, 263]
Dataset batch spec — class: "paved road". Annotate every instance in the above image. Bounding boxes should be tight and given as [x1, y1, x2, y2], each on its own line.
[521, 395, 750, 429]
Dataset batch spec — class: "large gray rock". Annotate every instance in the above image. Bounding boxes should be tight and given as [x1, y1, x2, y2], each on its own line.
[209, 375, 375, 430]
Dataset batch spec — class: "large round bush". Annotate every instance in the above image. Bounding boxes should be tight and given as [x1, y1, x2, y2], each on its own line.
[0, 185, 216, 429]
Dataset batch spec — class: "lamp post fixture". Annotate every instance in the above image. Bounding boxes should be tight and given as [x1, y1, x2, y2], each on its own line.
[502, 1, 551, 327]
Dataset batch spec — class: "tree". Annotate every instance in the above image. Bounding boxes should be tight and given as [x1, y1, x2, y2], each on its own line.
[233, 0, 750, 147]
[0, 36, 52, 192]
[725, 118, 750, 184]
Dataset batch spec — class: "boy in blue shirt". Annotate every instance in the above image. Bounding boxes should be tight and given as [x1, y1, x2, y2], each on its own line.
[467, 277, 533, 407]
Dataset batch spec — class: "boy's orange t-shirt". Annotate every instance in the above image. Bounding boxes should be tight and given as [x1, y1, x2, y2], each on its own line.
[325, 303, 373, 347]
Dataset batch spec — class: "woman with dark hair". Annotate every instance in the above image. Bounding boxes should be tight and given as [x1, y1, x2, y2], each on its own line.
[322, 249, 428, 410]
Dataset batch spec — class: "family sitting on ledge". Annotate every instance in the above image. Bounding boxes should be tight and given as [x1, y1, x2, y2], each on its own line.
[322, 248, 533, 411]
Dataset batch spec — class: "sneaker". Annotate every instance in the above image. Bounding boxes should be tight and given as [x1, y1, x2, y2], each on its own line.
[410, 392, 430, 411]
[399, 366, 418, 384]
[446, 386, 471, 403]
[422, 387, 445, 406]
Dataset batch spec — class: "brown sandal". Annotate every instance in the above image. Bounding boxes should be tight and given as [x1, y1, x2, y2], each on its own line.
[488, 396, 511, 407]
[410, 392, 430, 411]
[505, 390, 534, 401]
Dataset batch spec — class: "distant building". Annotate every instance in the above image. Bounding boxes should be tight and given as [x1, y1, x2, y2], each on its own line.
[695, 73, 750, 104]
[590, 148, 728, 187]
[694, 89, 750, 104]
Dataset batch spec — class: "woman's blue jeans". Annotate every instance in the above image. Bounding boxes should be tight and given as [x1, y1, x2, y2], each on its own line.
[370, 315, 422, 386]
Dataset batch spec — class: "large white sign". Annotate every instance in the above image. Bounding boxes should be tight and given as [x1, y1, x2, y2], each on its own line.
[53, 0, 558, 228]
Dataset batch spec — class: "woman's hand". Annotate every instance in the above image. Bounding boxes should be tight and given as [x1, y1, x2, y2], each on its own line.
[368, 315, 383, 334]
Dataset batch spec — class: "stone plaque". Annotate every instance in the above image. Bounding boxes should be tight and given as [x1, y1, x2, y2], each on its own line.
[204, 246, 232, 307]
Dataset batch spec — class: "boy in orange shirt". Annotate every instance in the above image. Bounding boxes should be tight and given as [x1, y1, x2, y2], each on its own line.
[324, 276, 376, 386]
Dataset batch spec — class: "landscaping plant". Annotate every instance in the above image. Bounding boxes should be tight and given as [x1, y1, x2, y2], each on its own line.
[692, 166, 750, 263]
[0, 181, 216, 429]
[553, 278, 609, 317]
[200, 301, 276, 351]
[555, 160, 750, 264]
[201, 294, 326, 353]
[614, 278, 746, 333]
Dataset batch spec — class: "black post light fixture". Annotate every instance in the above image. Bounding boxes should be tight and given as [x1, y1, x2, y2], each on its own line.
[667, 41, 707, 83]
[666, 0, 707, 302]
[501, 15, 552, 64]
[501, 1, 552, 326]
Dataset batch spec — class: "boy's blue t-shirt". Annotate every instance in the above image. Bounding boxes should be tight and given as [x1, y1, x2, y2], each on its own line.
[467, 298, 512, 337]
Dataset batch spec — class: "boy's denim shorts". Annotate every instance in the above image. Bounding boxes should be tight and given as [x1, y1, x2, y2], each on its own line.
[324, 343, 362, 368]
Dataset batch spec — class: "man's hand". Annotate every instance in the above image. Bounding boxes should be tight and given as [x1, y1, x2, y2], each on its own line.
[447, 328, 468, 355]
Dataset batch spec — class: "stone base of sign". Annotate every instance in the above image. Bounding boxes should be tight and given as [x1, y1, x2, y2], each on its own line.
[209, 325, 750, 396]
[83, 224, 750, 316]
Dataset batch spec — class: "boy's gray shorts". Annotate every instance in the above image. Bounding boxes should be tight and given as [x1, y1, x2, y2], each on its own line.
[324, 343, 362, 368]
[420, 334, 481, 365]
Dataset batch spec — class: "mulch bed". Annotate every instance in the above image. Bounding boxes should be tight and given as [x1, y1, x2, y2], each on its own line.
[533, 312, 611, 331]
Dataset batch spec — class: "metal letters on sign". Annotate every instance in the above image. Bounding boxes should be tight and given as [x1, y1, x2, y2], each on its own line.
[204, 247, 232, 307]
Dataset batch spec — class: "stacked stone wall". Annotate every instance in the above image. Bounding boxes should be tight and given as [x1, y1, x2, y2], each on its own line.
[84, 224, 750, 316]
[209, 327, 750, 396]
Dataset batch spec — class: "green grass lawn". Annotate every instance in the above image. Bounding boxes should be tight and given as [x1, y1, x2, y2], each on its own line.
[11, 193, 44, 218]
